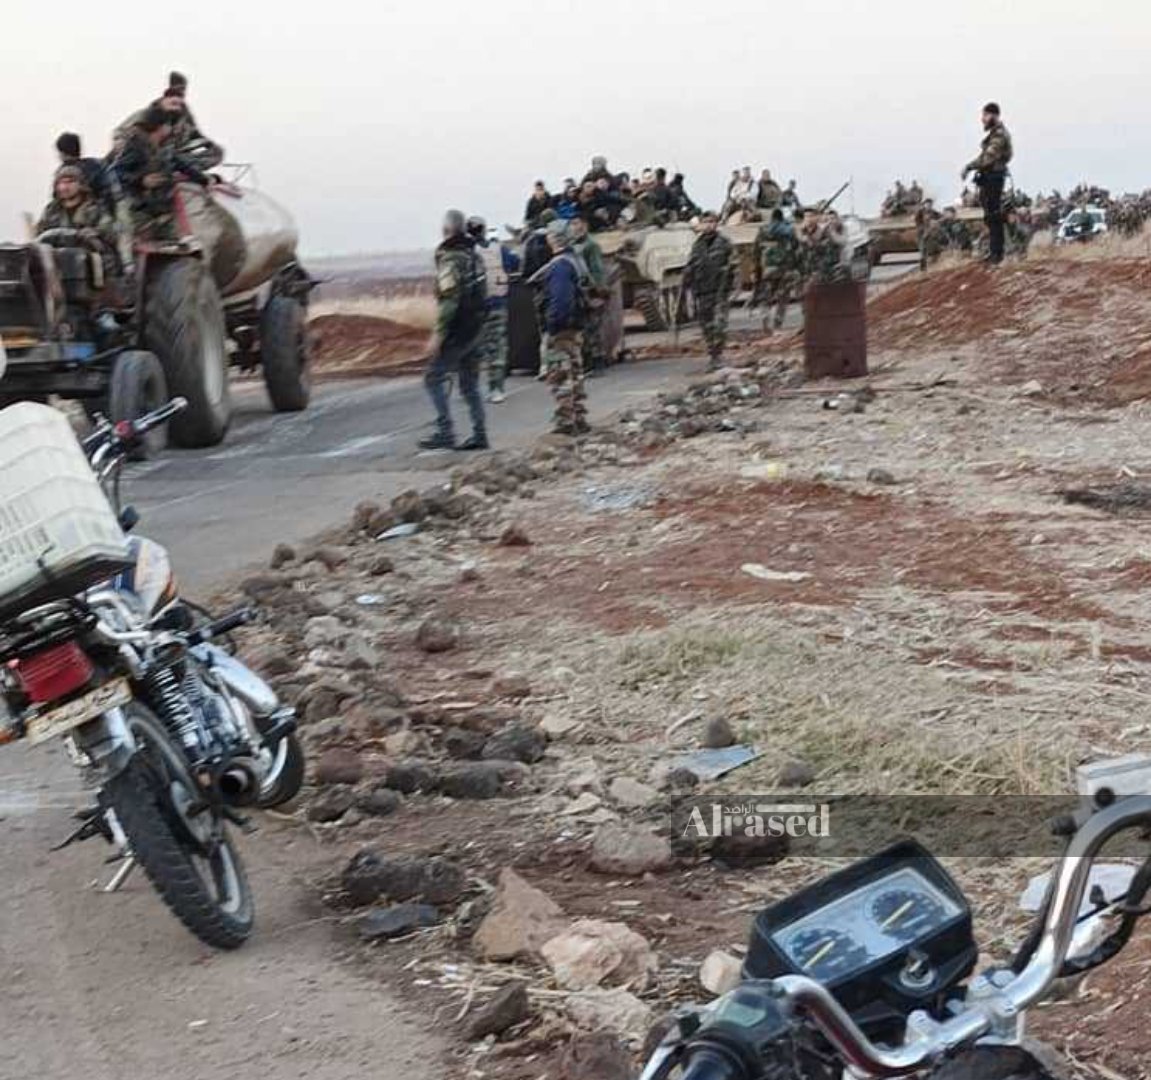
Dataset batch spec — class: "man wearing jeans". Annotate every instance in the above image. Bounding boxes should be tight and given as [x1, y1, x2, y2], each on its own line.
[962, 102, 1013, 265]
[419, 209, 489, 451]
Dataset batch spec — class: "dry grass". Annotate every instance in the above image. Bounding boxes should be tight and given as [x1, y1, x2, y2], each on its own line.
[309, 293, 437, 330]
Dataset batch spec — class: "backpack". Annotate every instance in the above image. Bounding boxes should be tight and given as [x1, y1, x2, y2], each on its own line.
[452, 245, 489, 341]
[478, 241, 509, 302]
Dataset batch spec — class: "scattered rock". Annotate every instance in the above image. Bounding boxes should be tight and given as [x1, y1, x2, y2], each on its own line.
[778, 758, 816, 787]
[308, 545, 349, 572]
[866, 467, 898, 486]
[245, 645, 295, 678]
[458, 563, 481, 584]
[313, 748, 365, 786]
[269, 543, 296, 569]
[542, 918, 658, 990]
[383, 728, 424, 757]
[702, 716, 736, 749]
[1019, 379, 1044, 397]
[540, 713, 581, 739]
[491, 672, 532, 700]
[342, 851, 468, 907]
[589, 823, 674, 876]
[465, 980, 531, 1041]
[368, 555, 395, 576]
[708, 831, 790, 868]
[391, 490, 428, 523]
[443, 727, 487, 760]
[557, 1034, 632, 1080]
[700, 949, 744, 996]
[304, 616, 349, 650]
[474, 868, 568, 961]
[565, 988, 653, 1040]
[498, 525, 532, 547]
[298, 677, 358, 721]
[382, 760, 440, 794]
[359, 902, 439, 941]
[353, 785, 402, 817]
[607, 776, 660, 810]
[440, 761, 521, 800]
[415, 617, 460, 654]
[307, 785, 355, 823]
[663, 767, 700, 794]
[482, 723, 546, 765]
[240, 573, 292, 602]
[561, 791, 603, 816]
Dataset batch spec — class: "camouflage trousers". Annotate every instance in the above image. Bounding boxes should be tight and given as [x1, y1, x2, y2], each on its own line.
[545, 329, 587, 434]
[132, 209, 178, 243]
[759, 270, 799, 329]
[695, 291, 730, 363]
[581, 304, 607, 372]
[476, 306, 508, 393]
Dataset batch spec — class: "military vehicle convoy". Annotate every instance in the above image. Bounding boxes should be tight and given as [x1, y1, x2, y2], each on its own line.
[598, 216, 874, 331]
[867, 205, 986, 266]
[0, 162, 312, 450]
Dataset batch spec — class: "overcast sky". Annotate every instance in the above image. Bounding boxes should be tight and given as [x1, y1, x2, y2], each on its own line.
[3, 0, 1148, 255]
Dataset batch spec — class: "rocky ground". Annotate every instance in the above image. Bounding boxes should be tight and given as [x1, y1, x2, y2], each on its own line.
[222, 256, 1151, 1080]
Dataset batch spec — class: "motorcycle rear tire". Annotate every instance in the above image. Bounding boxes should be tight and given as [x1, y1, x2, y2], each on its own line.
[106, 707, 254, 949]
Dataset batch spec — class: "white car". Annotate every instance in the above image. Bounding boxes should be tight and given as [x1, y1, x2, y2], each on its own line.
[1056, 205, 1108, 243]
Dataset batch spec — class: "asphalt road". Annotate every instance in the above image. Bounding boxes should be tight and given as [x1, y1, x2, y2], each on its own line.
[133, 356, 703, 591]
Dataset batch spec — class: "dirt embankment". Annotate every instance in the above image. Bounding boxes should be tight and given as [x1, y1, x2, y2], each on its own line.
[868, 259, 1151, 405]
[309, 313, 430, 379]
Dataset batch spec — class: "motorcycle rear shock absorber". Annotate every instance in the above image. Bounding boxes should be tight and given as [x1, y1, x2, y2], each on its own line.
[143, 662, 208, 758]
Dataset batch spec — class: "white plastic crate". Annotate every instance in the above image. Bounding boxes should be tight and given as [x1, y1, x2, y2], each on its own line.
[0, 403, 128, 613]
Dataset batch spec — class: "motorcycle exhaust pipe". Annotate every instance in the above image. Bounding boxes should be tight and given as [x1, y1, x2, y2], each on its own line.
[217, 758, 261, 807]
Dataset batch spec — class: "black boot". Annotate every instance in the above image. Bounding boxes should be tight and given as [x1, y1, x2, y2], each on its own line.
[418, 430, 455, 450]
[456, 431, 489, 451]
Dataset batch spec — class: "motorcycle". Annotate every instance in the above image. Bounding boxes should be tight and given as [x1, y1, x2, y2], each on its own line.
[0, 399, 304, 949]
[642, 754, 1151, 1080]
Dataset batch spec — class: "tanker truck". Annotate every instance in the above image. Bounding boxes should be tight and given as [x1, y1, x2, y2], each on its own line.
[0, 160, 312, 450]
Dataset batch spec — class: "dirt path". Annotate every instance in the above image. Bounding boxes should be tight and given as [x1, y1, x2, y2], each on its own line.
[0, 739, 441, 1080]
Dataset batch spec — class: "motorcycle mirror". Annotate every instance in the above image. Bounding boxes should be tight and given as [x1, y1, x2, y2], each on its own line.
[119, 506, 140, 533]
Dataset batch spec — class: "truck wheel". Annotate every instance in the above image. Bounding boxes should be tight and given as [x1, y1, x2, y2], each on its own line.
[144, 260, 231, 448]
[109, 350, 169, 460]
[260, 296, 310, 412]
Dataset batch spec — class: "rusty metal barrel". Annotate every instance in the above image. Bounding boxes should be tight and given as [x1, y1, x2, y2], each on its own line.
[803, 281, 868, 379]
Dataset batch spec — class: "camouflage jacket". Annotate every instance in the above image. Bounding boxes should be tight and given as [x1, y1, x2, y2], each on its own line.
[435, 234, 487, 343]
[684, 232, 734, 296]
[35, 197, 111, 243]
[800, 226, 847, 283]
[754, 220, 797, 274]
[968, 122, 1013, 174]
[114, 104, 222, 167]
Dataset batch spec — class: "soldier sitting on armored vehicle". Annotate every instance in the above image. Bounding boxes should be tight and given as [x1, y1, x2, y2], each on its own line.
[525, 181, 555, 228]
[670, 173, 700, 219]
[756, 170, 783, 210]
[54, 132, 110, 206]
[113, 106, 212, 242]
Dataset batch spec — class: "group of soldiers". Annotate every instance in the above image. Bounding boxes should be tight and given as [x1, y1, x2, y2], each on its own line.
[33, 71, 221, 275]
[880, 179, 925, 218]
[687, 205, 850, 370]
[424, 209, 605, 446]
[719, 167, 802, 223]
[523, 158, 701, 232]
[1028, 185, 1151, 239]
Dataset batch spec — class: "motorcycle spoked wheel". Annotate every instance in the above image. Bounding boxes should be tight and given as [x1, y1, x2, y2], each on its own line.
[105, 704, 254, 950]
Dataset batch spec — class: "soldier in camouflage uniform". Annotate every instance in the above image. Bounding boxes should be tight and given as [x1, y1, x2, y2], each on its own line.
[961, 101, 1013, 264]
[419, 209, 489, 451]
[753, 208, 799, 330]
[114, 76, 222, 168]
[467, 215, 514, 403]
[112, 106, 211, 242]
[684, 211, 735, 370]
[531, 222, 589, 435]
[570, 216, 609, 374]
[798, 210, 849, 284]
[36, 165, 111, 239]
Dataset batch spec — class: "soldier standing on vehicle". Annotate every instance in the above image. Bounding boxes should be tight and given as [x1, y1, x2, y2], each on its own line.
[54, 133, 109, 205]
[420, 209, 489, 451]
[467, 215, 517, 404]
[684, 211, 736, 370]
[531, 221, 590, 436]
[961, 101, 1013, 265]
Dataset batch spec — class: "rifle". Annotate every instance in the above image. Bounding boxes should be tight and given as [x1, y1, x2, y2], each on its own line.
[816, 180, 851, 214]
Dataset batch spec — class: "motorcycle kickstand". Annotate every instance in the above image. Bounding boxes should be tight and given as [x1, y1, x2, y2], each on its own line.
[103, 852, 137, 893]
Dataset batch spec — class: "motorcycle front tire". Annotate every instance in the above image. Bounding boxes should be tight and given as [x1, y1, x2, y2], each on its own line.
[105, 705, 254, 950]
